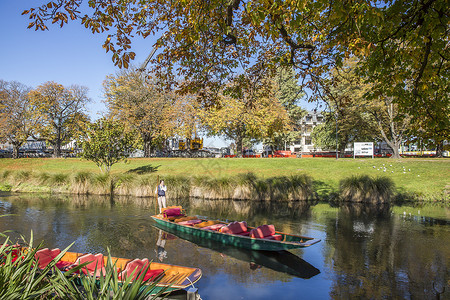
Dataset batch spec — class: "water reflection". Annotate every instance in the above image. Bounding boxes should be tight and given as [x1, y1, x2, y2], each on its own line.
[155, 230, 168, 262]
[0, 193, 448, 299]
[152, 223, 320, 279]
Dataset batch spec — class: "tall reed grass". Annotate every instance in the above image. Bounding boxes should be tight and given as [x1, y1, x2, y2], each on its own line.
[339, 175, 394, 203]
[0, 169, 399, 203]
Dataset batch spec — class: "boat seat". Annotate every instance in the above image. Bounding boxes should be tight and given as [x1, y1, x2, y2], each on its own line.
[178, 219, 203, 226]
[194, 220, 219, 228]
[174, 216, 198, 223]
[202, 224, 225, 231]
[264, 234, 283, 241]
[35, 248, 62, 269]
[249, 225, 282, 241]
[34, 248, 72, 270]
[119, 258, 164, 281]
[235, 231, 250, 236]
[220, 221, 248, 235]
[70, 253, 106, 277]
[162, 207, 184, 219]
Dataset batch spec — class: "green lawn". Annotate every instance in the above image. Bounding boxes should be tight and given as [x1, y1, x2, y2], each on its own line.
[0, 157, 448, 198]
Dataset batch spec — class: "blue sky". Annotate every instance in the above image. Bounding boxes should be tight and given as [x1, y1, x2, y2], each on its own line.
[0, 1, 322, 149]
[0, 0, 157, 119]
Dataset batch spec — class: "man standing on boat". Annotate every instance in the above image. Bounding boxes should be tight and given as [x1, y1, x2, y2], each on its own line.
[156, 180, 167, 213]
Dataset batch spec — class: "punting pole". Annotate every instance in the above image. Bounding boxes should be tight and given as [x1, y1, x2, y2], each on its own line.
[155, 175, 160, 215]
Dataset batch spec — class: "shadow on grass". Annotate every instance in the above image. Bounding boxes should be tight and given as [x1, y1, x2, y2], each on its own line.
[126, 164, 161, 174]
[312, 180, 336, 200]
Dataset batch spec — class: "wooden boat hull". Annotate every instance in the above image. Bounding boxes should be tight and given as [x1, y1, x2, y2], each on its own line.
[57, 251, 202, 294]
[151, 216, 320, 251]
[152, 223, 321, 279]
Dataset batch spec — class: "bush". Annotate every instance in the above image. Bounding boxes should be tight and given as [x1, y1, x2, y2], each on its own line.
[339, 175, 394, 203]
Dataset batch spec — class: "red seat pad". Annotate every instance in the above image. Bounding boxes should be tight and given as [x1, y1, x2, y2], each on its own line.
[75, 253, 106, 276]
[202, 224, 225, 231]
[178, 219, 202, 226]
[55, 260, 73, 270]
[264, 234, 283, 241]
[35, 248, 61, 269]
[119, 259, 149, 281]
[143, 269, 164, 281]
[235, 231, 250, 236]
[250, 225, 276, 238]
[163, 208, 182, 217]
[220, 221, 247, 234]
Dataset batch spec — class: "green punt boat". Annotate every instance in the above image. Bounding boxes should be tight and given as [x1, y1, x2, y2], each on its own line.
[151, 214, 320, 251]
[152, 224, 321, 279]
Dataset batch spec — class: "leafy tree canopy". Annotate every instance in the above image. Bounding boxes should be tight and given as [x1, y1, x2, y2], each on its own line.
[28, 81, 90, 157]
[23, 0, 448, 109]
[78, 118, 137, 173]
[103, 68, 178, 156]
[0, 80, 35, 158]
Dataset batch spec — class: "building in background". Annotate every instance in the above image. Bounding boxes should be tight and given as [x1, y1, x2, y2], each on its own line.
[289, 110, 324, 154]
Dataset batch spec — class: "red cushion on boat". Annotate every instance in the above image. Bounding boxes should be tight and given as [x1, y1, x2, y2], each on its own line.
[75, 253, 105, 276]
[164, 208, 182, 217]
[264, 234, 282, 241]
[250, 225, 276, 238]
[235, 231, 250, 236]
[202, 224, 225, 231]
[119, 259, 149, 281]
[119, 259, 164, 282]
[35, 248, 61, 269]
[55, 260, 73, 270]
[178, 219, 202, 226]
[143, 269, 164, 281]
[220, 221, 247, 234]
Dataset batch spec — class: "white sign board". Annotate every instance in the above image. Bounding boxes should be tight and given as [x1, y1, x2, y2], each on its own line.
[354, 142, 374, 158]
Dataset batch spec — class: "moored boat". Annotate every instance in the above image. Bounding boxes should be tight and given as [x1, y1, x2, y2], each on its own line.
[32, 247, 202, 294]
[151, 206, 320, 251]
[152, 224, 321, 279]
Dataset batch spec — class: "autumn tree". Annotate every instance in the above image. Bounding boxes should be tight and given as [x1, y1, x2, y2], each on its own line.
[369, 96, 412, 159]
[29, 81, 90, 158]
[0, 80, 38, 158]
[315, 58, 415, 158]
[407, 82, 449, 157]
[78, 118, 137, 173]
[23, 1, 448, 109]
[200, 75, 290, 156]
[264, 66, 306, 151]
[313, 59, 377, 156]
[103, 68, 177, 156]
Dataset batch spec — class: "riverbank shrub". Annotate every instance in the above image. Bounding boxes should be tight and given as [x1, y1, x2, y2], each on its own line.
[0, 167, 445, 202]
[339, 175, 394, 203]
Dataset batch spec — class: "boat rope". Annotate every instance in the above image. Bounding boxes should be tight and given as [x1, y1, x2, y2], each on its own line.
[185, 275, 196, 289]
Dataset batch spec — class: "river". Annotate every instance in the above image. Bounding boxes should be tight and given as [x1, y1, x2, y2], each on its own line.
[0, 193, 448, 299]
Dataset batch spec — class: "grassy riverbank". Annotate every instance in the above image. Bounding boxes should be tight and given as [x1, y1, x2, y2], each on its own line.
[0, 157, 448, 202]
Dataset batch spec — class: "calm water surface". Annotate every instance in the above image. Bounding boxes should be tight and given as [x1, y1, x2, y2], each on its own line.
[0, 193, 448, 299]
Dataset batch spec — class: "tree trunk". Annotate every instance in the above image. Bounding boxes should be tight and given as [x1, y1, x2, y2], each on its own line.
[12, 144, 20, 159]
[391, 143, 401, 159]
[53, 139, 61, 158]
[235, 135, 243, 158]
[435, 140, 444, 158]
[143, 133, 153, 157]
[53, 127, 62, 158]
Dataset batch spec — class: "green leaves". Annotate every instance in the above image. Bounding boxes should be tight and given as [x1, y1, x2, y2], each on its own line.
[79, 118, 138, 173]
[0, 237, 166, 300]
